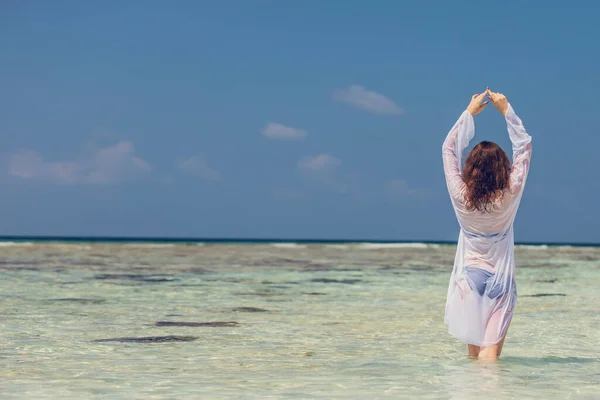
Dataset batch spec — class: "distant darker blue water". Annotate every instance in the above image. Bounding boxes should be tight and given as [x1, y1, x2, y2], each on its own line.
[0, 235, 597, 247]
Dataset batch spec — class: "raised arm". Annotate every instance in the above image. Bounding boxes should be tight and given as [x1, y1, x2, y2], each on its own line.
[489, 91, 533, 195]
[442, 110, 473, 202]
[442, 91, 488, 203]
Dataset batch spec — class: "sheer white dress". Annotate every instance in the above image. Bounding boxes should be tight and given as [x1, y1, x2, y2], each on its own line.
[442, 104, 532, 346]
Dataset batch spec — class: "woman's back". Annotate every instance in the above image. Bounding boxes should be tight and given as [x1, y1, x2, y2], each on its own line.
[453, 189, 520, 237]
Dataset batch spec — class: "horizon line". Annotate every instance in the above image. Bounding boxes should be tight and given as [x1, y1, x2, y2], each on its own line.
[0, 235, 597, 247]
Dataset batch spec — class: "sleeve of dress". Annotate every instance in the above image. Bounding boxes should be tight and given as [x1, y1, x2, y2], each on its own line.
[505, 104, 532, 195]
[442, 110, 474, 202]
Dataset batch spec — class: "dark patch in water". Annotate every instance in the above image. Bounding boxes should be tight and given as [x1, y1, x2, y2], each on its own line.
[0, 265, 41, 271]
[18, 266, 42, 271]
[0, 260, 39, 265]
[181, 267, 212, 274]
[205, 278, 244, 283]
[522, 293, 567, 297]
[303, 292, 327, 295]
[154, 321, 239, 327]
[233, 292, 279, 297]
[62, 259, 109, 267]
[249, 258, 315, 268]
[536, 279, 557, 283]
[100, 282, 146, 287]
[304, 263, 329, 268]
[140, 278, 179, 282]
[567, 254, 598, 261]
[377, 266, 410, 274]
[378, 265, 436, 273]
[232, 307, 269, 313]
[176, 284, 206, 287]
[269, 285, 291, 289]
[407, 264, 436, 272]
[46, 298, 106, 304]
[271, 258, 312, 265]
[93, 274, 177, 283]
[165, 314, 184, 317]
[310, 278, 362, 285]
[90, 253, 114, 258]
[521, 263, 568, 269]
[300, 267, 362, 273]
[94, 335, 198, 343]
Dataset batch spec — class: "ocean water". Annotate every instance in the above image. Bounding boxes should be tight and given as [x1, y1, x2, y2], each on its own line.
[1, 240, 599, 399]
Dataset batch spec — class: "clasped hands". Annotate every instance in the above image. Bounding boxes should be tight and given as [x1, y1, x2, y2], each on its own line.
[467, 88, 508, 116]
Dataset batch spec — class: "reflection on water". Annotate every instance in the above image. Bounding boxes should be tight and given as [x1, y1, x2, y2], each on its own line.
[442, 360, 503, 399]
[0, 241, 598, 399]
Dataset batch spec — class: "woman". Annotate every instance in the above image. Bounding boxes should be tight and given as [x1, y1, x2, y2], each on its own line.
[442, 89, 532, 360]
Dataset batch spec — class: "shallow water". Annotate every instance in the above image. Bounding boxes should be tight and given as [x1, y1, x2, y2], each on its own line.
[1, 241, 599, 399]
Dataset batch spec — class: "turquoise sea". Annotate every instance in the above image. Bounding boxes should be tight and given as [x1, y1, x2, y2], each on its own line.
[1, 239, 599, 399]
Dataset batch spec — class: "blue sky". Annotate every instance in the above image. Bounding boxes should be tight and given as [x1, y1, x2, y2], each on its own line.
[1, 1, 599, 243]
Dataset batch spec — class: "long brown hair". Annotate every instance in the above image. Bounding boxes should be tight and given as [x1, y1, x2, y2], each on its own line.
[462, 141, 511, 213]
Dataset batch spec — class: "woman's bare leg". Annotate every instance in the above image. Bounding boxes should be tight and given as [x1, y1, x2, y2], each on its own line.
[496, 319, 512, 357]
[468, 345, 481, 358]
[478, 314, 512, 360]
[478, 340, 502, 360]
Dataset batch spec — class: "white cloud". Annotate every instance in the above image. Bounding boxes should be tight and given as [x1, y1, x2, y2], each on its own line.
[332, 85, 404, 115]
[386, 179, 425, 197]
[298, 154, 347, 192]
[261, 123, 307, 140]
[177, 154, 221, 181]
[298, 154, 341, 172]
[8, 141, 151, 184]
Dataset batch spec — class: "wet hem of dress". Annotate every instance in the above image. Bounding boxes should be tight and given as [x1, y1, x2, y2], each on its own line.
[446, 327, 507, 347]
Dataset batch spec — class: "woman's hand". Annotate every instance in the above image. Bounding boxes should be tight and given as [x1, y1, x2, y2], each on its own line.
[488, 89, 509, 115]
[467, 90, 489, 116]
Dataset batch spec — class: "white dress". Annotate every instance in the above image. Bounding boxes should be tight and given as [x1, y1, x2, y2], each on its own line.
[442, 104, 532, 347]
